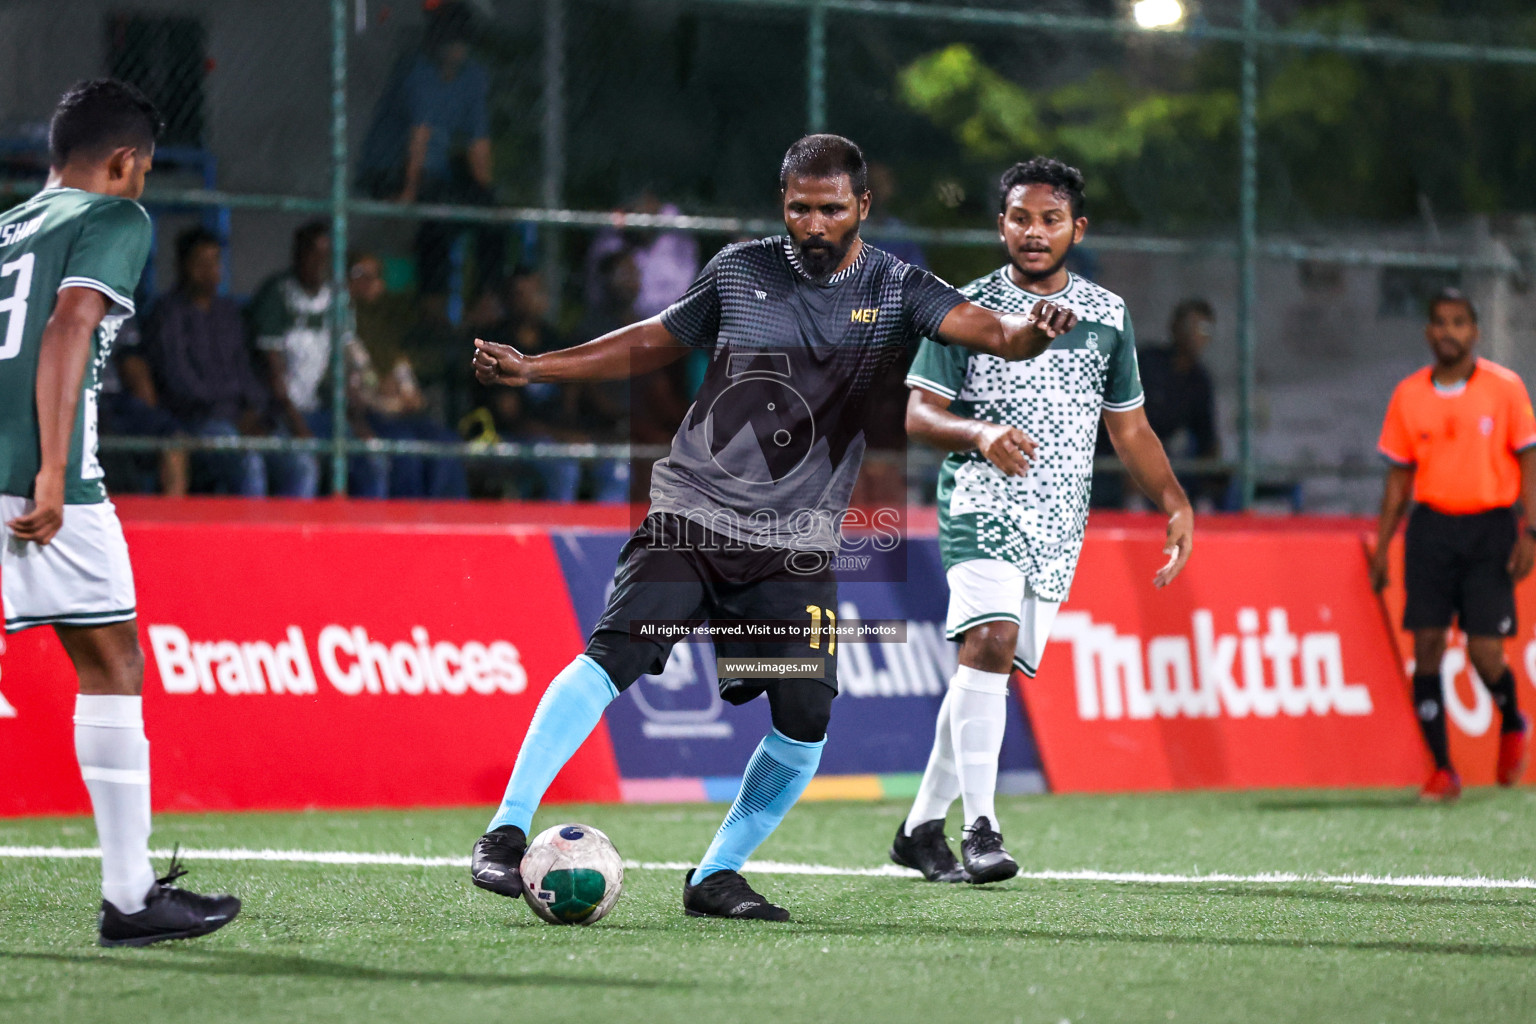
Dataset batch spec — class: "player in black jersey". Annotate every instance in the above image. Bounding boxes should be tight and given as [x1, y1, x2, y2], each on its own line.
[468, 135, 1077, 921]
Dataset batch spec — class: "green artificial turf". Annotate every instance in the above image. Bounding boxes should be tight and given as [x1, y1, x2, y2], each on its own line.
[2, 789, 1534, 1024]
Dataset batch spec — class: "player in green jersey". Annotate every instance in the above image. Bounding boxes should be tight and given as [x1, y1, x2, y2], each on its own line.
[0, 80, 239, 945]
[890, 159, 1195, 884]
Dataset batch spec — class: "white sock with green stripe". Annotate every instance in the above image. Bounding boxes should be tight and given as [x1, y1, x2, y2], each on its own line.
[74, 695, 156, 914]
[949, 666, 1010, 830]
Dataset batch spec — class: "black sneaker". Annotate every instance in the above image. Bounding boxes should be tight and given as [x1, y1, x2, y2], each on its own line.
[470, 824, 527, 898]
[683, 869, 790, 921]
[890, 819, 967, 883]
[961, 816, 1019, 885]
[98, 853, 240, 948]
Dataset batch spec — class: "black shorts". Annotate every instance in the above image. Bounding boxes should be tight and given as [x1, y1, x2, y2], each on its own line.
[1403, 505, 1518, 637]
[585, 512, 840, 697]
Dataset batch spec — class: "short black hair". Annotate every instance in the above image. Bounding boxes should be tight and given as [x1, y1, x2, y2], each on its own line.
[998, 157, 1086, 218]
[1171, 297, 1215, 329]
[293, 218, 331, 266]
[49, 78, 162, 167]
[175, 225, 222, 269]
[780, 134, 868, 195]
[425, 0, 475, 52]
[1427, 286, 1477, 324]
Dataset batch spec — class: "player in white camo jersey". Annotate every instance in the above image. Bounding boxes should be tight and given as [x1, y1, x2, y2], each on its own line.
[890, 158, 1196, 884]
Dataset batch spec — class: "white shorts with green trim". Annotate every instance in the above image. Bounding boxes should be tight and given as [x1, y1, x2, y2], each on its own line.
[943, 558, 1061, 677]
[2, 496, 136, 633]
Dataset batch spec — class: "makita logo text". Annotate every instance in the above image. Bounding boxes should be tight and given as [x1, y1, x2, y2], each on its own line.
[148, 625, 528, 697]
[1053, 608, 1372, 721]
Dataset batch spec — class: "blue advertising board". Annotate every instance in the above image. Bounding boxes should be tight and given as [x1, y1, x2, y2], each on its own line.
[552, 530, 1042, 784]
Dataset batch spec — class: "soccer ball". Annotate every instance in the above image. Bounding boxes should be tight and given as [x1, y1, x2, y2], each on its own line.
[519, 823, 625, 925]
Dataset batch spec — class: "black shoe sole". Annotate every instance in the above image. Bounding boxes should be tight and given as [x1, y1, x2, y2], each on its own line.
[471, 874, 524, 899]
[683, 906, 790, 922]
[99, 912, 238, 948]
[965, 859, 1020, 885]
[890, 845, 968, 883]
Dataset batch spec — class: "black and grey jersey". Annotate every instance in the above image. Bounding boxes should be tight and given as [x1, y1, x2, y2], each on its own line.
[653, 236, 966, 551]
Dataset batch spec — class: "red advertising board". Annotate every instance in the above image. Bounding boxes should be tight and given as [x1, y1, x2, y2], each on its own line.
[1375, 534, 1536, 786]
[0, 501, 621, 816]
[1018, 523, 1427, 792]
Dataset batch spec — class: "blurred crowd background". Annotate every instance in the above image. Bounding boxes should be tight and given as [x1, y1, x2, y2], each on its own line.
[4, 0, 1536, 512]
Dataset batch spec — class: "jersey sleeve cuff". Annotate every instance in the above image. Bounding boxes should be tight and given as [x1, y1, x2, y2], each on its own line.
[59, 277, 134, 316]
[1378, 447, 1415, 467]
[1514, 435, 1536, 453]
[1101, 394, 1146, 412]
[905, 374, 957, 399]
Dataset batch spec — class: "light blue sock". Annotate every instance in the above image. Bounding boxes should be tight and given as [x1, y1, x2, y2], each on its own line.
[487, 654, 618, 834]
[694, 729, 825, 882]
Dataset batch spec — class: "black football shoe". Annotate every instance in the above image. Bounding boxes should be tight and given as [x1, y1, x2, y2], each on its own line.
[98, 854, 240, 948]
[470, 824, 527, 898]
[683, 869, 790, 921]
[890, 819, 967, 883]
[961, 816, 1019, 885]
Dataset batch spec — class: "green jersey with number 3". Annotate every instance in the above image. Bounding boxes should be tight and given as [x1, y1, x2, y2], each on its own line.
[0, 187, 152, 504]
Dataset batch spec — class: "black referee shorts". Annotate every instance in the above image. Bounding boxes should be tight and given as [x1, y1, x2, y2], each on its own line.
[584, 512, 840, 698]
[1403, 505, 1519, 637]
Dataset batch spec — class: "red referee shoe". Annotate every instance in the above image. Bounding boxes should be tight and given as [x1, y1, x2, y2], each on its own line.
[1419, 767, 1462, 803]
[1497, 717, 1530, 787]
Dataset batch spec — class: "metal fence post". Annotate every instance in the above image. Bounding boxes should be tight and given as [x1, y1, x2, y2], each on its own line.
[807, 0, 827, 133]
[542, 0, 566, 311]
[1236, 0, 1259, 509]
[328, 0, 351, 496]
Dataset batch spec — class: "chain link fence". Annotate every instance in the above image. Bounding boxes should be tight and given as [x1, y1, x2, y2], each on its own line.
[3, 0, 1534, 511]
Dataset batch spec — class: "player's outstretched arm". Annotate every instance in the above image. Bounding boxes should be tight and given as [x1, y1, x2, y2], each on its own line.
[1370, 464, 1415, 591]
[6, 287, 110, 546]
[1103, 406, 1194, 589]
[905, 388, 1036, 476]
[472, 317, 688, 387]
[933, 299, 1078, 362]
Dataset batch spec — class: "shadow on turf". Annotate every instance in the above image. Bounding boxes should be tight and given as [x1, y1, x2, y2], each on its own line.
[1252, 790, 1500, 812]
[0, 949, 689, 990]
[772, 918, 1536, 959]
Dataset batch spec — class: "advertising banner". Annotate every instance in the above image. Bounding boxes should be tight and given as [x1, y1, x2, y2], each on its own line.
[0, 507, 621, 816]
[1375, 534, 1536, 786]
[552, 531, 1042, 787]
[1016, 524, 1426, 792]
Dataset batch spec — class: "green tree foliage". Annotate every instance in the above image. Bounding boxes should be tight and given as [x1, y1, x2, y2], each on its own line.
[896, 2, 1536, 230]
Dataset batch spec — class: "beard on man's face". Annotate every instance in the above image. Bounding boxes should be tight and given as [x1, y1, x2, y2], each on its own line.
[1013, 237, 1074, 283]
[796, 222, 858, 281]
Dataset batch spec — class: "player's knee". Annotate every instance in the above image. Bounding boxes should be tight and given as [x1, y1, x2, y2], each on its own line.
[1465, 638, 1507, 681]
[768, 680, 834, 744]
[961, 622, 1018, 675]
[1412, 631, 1447, 673]
[583, 631, 658, 694]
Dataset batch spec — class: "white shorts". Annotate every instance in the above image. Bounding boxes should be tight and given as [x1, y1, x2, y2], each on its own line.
[944, 558, 1061, 677]
[2, 496, 137, 633]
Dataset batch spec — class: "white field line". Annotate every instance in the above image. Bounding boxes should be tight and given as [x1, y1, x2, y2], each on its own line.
[1, 846, 1533, 891]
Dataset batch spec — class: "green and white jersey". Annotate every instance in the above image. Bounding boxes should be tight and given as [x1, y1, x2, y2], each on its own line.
[907, 269, 1143, 601]
[0, 188, 152, 504]
[249, 273, 334, 415]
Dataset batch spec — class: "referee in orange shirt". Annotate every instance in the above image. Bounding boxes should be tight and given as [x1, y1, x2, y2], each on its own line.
[1371, 289, 1536, 801]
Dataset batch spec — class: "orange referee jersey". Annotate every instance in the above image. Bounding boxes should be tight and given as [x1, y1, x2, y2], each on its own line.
[1378, 358, 1536, 514]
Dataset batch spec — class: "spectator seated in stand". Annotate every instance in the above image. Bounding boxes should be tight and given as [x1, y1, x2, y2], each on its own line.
[347, 252, 467, 498]
[1139, 297, 1227, 509]
[249, 220, 385, 498]
[98, 316, 188, 496]
[462, 267, 591, 500]
[142, 227, 272, 496]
